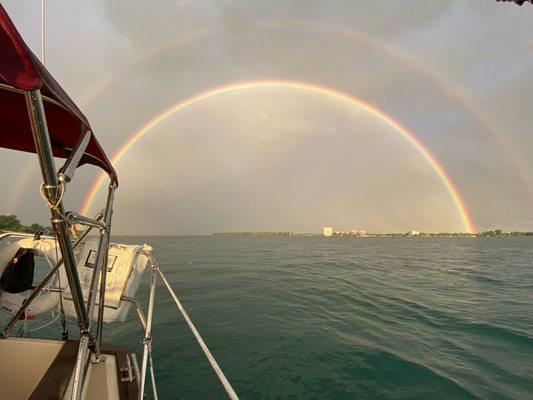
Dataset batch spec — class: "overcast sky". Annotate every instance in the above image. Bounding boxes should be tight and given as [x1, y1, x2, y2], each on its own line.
[1, 0, 532, 234]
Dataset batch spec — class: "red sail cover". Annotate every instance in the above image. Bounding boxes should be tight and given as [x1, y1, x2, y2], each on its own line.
[0, 5, 117, 183]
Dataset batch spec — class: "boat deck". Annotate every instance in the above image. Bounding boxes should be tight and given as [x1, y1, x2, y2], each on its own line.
[0, 337, 138, 400]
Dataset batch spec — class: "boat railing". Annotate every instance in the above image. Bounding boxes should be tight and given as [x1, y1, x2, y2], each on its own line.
[0, 84, 119, 399]
[0, 216, 102, 337]
[1, 68, 239, 400]
[0, 5, 240, 398]
[24, 87, 118, 399]
[124, 251, 240, 400]
[0, 233, 241, 400]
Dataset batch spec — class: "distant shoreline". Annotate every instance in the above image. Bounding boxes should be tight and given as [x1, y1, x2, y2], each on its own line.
[213, 231, 533, 238]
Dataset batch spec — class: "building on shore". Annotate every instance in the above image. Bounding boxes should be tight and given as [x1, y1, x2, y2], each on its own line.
[323, 227, 333, 237]
[323, 227, 368, 237]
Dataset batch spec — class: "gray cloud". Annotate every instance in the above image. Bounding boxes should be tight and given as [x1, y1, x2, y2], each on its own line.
[1, 0, 532, 233]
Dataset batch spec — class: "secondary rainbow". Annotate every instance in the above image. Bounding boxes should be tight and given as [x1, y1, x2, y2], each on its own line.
[75, 19, 531, 201]
[6, 158, 36, 213]
[10, 21, 530, 214]
[80, 80, 476, 233]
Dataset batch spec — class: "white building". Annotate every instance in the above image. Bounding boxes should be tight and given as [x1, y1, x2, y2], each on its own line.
[323, 227, 333, 237]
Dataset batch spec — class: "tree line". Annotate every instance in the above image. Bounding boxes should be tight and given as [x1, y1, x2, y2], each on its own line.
[0, 214, 47, 233]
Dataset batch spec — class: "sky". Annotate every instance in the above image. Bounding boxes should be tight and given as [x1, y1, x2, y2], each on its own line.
[0, 0, 532, 234]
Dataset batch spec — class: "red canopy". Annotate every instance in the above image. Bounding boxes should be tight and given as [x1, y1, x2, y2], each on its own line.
[0, 5, 117, 183]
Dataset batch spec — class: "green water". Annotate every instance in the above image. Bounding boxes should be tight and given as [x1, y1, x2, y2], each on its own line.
[105, 236, 532, 399]
[13, 236, 533, 399]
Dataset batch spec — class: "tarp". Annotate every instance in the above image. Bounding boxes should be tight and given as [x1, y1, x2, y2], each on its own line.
[0, 5, 116, 183]
[0, 235, 68, 316]
[63, 240, 152, 323]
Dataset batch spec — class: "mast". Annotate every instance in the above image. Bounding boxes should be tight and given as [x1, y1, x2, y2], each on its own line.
[41, 0, 45, 64]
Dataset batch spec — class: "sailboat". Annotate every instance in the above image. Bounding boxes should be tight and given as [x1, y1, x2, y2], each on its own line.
[0, 5, 238, 399]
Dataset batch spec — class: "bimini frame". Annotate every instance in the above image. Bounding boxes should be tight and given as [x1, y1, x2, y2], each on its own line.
[0, 5, 240, 399]
[11, 88, 118, 400]
[1, 87, 241, 400]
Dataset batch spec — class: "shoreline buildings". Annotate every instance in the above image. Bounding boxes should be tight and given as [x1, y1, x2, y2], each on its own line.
[323, 227, 368, 237]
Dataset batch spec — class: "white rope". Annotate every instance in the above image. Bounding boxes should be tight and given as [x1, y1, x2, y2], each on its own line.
[158, 270, 239, 400]
[24, 311, 60, 333]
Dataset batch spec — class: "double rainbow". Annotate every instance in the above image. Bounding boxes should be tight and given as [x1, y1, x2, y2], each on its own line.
[7, 21, 528, 222]
[80, 80, 475, 233]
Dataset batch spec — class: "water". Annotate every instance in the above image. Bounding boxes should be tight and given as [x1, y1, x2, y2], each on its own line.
[18, 237, 533, 399]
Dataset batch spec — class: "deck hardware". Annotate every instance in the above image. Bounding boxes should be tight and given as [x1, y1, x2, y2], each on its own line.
[58, 130, 92, 183]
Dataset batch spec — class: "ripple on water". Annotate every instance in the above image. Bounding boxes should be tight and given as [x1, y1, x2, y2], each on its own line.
[5, 236, 531, 399]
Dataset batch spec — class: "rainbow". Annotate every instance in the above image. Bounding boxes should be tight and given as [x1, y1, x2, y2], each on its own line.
[293, 21, 533, 199]
[6, 159, 36, 213]
[76, 20, 532, 201]
[80, 80, 476, 233]
[77, 29, 211, 106]
[8, 21, 530, 214]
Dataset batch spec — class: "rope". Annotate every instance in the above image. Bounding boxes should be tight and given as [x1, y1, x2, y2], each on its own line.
[39, 182, 65, 209]
[15, 317, 27, 337]
[39, 182, 69, 221]
[39, 182, 70, 338]
[53, 235, 68, 339]
[24, 311, 60, 333]
[148, 343, 159, 400]
[30, 236, 69, 339]
[158, 270, 239, 400]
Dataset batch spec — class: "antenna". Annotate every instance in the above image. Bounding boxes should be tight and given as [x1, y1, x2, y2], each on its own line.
[41, 0, 45, 64]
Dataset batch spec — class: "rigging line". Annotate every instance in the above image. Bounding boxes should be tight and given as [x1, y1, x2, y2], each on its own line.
[158, 269, 240, 400]
[41, 0, 45, 65]
[24, 311, 60, 333]
[53, 230, 68, 339]
[148, 343, 159, 400]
